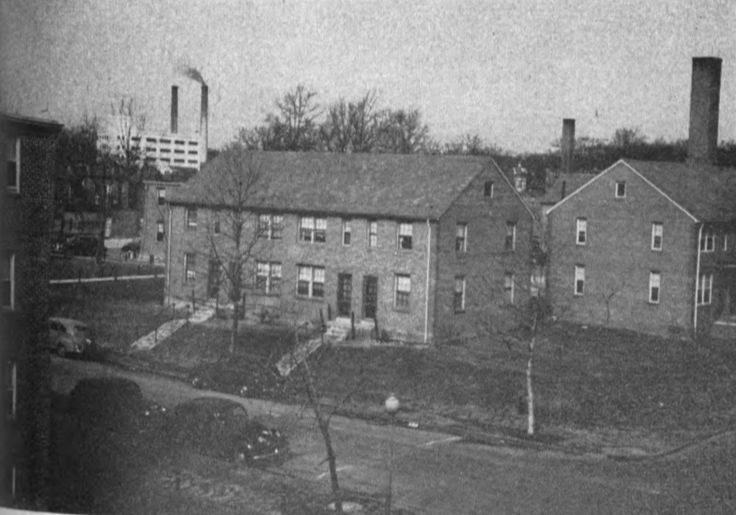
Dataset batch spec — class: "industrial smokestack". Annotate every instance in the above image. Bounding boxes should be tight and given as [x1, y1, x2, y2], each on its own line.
[688, 57, 722, 164]
[171, 85, 179, 134]
[200, 84, 208, 164]
[561, 118, 575, 173]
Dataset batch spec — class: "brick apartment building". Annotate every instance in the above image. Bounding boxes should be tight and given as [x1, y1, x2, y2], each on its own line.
[2, 113, 63, 507]
[546, 58, 736, 338]
[166, 151, 534, 343]
[140, 180, 182, 264]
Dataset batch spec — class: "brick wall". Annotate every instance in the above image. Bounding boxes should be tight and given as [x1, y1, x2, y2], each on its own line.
[547, 162, 698, 336]
[435, 168, 534, 341]
[141, 182, 180, 263]
[167, 205, 437, 342]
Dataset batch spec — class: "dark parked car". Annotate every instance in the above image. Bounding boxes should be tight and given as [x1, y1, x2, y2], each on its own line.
[162, 397, 288, 464]
[188, 354, 285, 398]
[57, 234, 107, 259]
[66, 377, 166, 434]
[48, 317, 92, 357]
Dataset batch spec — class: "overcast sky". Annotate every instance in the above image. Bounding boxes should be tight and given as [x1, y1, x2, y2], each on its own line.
[1, 0, 734, 153]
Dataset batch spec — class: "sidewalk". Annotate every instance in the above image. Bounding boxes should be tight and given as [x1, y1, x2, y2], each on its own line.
[130, 301, 215, 351]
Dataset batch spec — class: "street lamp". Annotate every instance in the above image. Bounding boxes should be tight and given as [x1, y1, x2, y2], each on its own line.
[384, 394, 399, 515]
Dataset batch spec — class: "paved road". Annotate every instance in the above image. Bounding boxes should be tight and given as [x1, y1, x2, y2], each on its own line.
[51, 356, 736, 515]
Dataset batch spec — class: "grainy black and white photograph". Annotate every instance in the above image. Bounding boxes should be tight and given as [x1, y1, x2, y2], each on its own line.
[1, 1, 735, 514]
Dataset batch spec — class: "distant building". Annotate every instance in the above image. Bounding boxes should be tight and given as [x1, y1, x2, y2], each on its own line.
[140, 180, 183, 264]
[2, 112, 63, 508]
[165, 152, 535, 343]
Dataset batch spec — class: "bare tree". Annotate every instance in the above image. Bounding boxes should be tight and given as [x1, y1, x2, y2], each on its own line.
[196, 143, 268, 353]
[275, 84, 321, 151]
[377, 108, 429, 154]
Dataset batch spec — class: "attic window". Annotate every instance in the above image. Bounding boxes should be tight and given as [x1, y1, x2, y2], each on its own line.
[484, 180, 494, 198]
[615, 181, 626, 198]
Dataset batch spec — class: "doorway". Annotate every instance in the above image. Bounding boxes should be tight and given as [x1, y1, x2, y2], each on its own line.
[363, 275, 378, 319]
[337, 273, 352, 317]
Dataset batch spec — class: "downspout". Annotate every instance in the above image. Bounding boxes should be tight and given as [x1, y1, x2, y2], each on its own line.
[424, 218, 431, 344]
[693, 223, 703, 335]
[166, 203, 173, 306]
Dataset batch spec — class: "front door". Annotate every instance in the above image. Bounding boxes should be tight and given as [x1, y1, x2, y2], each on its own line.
[207, 259, 221, 299]
[363, 275, 378, 319]
[337, 273, 352, 317]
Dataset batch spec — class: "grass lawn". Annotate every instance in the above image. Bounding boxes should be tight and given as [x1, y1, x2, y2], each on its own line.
[151, 319, 736, 440]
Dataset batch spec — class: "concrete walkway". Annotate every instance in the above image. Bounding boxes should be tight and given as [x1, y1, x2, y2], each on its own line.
[130, 302, 215, 351]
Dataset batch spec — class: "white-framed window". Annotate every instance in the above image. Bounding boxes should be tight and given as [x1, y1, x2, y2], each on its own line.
[649, 271, 661, 304]
[398, 222, 413, 250]
[368, 220, 378, 248]
[700, 229, 715, 252]
[615, 181, 626, 198]
[697, 273, 713, 305]
[454, 276, 465, 312]
[342, 219, 352, 246]
[297, 264, 325, 298]
[299, 216, 326, 243]
[258, 213, 283, 240]
[186, 207, 198, 231]
[256, 261, 282, 294]
[157, 187, 166, 205]
[156, 220, 165, 242]
[504, 272, 515, 304]
[574, 265, 585, 295]
[484, 180, 494, 198]
[505, 222, 516, 251]
[651, 223, 663, 251]
[455, 224, 467, 252]
[2, 253, 15, 310]
[576, 218, 587, 245]
[6, 137, 19, 193]
[184, 253, 197, 283]
[395, 274, 411, 309]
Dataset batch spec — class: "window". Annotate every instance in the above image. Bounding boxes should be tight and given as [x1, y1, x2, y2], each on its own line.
[213, 212, 221, 234]
[455, 224, 467, 252]
[6, 137, 19, 192]
[505, 222, 516, 251]
[156, 221, 165, 242]
[615, 181, 626, 198]
[2, 254, 14, 310]
[297, 265, 325, 298]
[649, 271, 661, 303]
[184, 253, 196, 283]
[574, 265, 585, 295]
[454, 276, 466, 312]
[697, 273, 713, 305]
[157, 187, 166, 205]
[256, 261, 282, 294]
[576, 218, 587, 245]
[651, 223, 663, 251]
[258, 214, 283, 240]
[186, 207, 198, 231]
[504, 272, 515, 304]
[368, 220, 378, 248]
[395, 274, 411, 309]
[342, 219, 352, 246]
[484, 180, 494, 198]
[700, 229, 715, 252]
[299, 216, 326, 243]
[398, 222, 413, 250]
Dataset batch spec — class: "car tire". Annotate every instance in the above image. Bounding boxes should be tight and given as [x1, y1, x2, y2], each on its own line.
[57, 344, 67, 358]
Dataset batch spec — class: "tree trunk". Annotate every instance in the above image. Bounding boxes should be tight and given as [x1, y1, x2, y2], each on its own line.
[526, 335, 535, 435]
[230, 300, 239, 354]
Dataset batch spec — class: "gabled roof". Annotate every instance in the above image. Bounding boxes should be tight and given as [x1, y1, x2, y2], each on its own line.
[170, 151, 521, 221]
[540, 172, 597, 205]
[2, 112, 63, 135]
[547, 159, 736, 223]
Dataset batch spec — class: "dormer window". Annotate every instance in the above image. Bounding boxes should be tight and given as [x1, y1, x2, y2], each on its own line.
[484, 180, 494, 198]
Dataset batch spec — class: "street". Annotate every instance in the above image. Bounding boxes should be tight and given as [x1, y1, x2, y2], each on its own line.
[51, 357, 736, 515]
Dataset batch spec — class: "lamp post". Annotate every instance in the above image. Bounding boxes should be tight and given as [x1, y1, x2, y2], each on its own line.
[384, 394, 399, 515]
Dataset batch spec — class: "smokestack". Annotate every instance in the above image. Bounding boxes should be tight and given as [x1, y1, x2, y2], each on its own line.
[170, 85, 179, 134]
[200, 84, 208, 164]
[688, 57, 722, 164]
[561, 118, 575, 173]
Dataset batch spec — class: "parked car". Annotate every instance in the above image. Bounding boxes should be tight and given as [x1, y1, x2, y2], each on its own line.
[161, 397, 287, 464]
[48, 317, 93, 357]
[65, 377, 167, 434]
[58, 234, 107, 259]
[188, 354, 285, 398]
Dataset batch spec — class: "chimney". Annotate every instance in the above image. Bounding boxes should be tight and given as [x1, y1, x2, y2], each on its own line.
[200, 84, 209, 164]
[561, 118, 575, 173]
[170, 85, 179, 134]
[688, 57, 722, 164]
